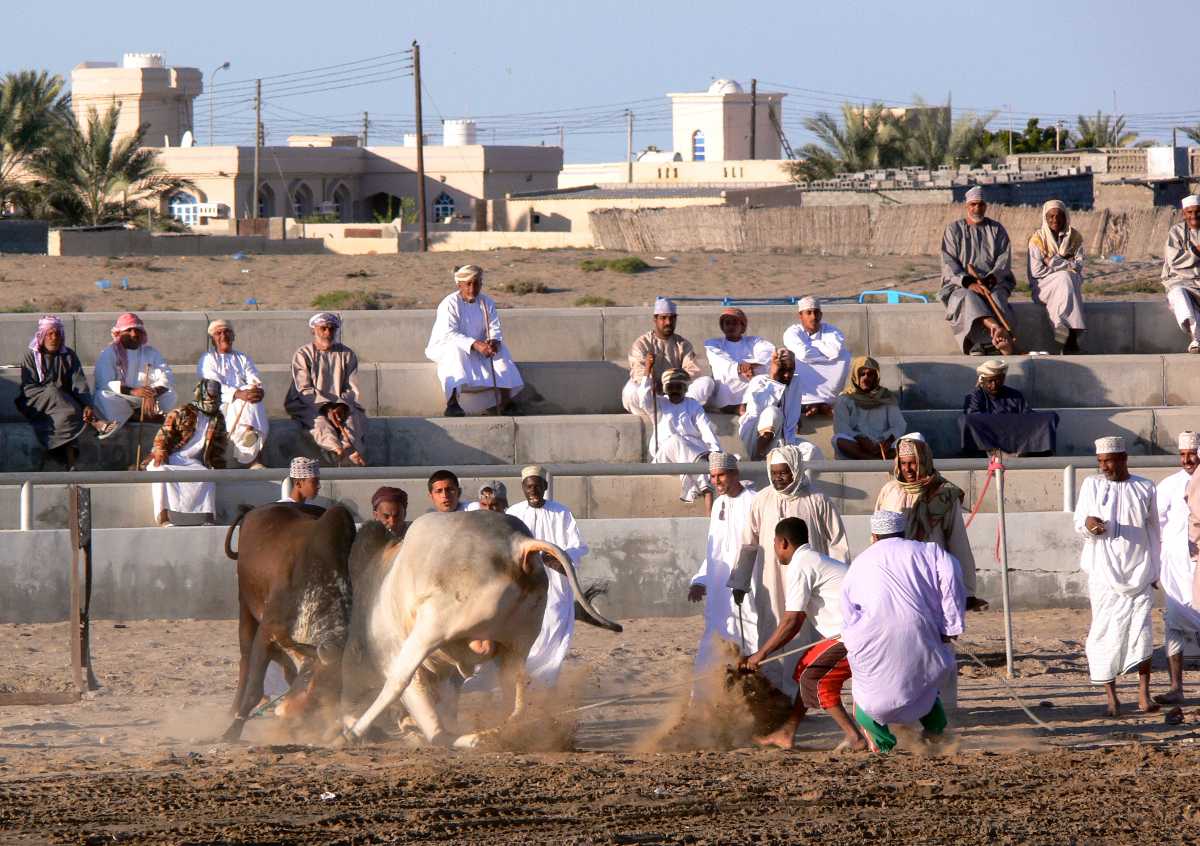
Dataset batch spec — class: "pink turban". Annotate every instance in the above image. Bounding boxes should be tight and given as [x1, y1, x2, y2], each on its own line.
[28, 315, 65, 381]
[109, 312, 146, 380]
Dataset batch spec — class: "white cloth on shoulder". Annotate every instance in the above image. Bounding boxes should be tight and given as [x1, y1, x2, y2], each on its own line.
[148, 414, 215, 518]
[425, 291, 524, 408]
[93, 344, 177, 429]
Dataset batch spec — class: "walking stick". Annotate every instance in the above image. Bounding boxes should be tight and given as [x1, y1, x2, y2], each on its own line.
[479, 298, 503, 415]
[967, 263, 1016, 343]
[133, 364, 150, 469]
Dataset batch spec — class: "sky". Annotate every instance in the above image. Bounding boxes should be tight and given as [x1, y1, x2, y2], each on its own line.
[6, 0, 1198, 162]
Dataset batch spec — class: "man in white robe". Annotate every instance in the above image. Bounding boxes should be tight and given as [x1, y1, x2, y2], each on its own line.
[621, 298, 715, 418]
[1075, 435, 1162, 716]
[737, 349, 824, 466]
[424, 264, 524, 416]
[1161, 194, 1200, 353]
[197, 318, 268, 468]
[631, 367, 723, 511]
[147, 380, 226, 526]
[93, 312, 177, 432]
[688, 453, 759, 686]
[1027, 199, 1086, 353]
[1154, 431, 1200, 705]
[506, 465, 588, 687]
[738, 444, 849, 697]
[782, 296, 850, 420]
[703, 307, 775, 413]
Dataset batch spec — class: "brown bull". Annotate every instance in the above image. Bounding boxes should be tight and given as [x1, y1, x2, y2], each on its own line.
[222, 502, 356, 741]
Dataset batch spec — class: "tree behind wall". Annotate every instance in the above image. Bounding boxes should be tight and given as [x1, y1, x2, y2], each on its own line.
[27, 102, 192, 226]
[0, 70, 72, 213]
[1074, 111, 1140, 148]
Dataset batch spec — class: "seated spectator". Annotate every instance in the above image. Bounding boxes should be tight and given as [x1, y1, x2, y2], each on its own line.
[737, 349, 824, 466]
[93, 312, 176, 432]
[16, 314, 115, 468]
[704, 307, 775, 413]
[427, 469, 466, 513]
[466, 481, 509, 512]
[939, 187, 1016, 356]
[424, 264, 524, 416]
[1027, 199, 1086, 353]
[147, 379, 227, 527]
[198, 319, 268, 469]
[281, 457, 321, 505]
[285, 312, 368, 467]
[960, 359, 1057, 456]
[632, 367, 722, 512]
[833, 356, 906, 460]
[371, 486, 408, 539]
[621, 298, 715, 418]
[1160, 195, 1200, 353]
[782, 296, 850, 418]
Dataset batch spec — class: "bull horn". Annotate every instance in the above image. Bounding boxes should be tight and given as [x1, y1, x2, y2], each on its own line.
[520, 540, 622, 633]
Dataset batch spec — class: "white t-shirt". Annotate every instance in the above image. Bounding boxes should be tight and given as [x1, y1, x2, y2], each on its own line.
[783, 545, 848, 638]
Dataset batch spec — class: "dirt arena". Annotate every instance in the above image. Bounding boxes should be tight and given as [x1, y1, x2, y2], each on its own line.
[3, 608, 1200, 844]
[0, 250, 1162, 315]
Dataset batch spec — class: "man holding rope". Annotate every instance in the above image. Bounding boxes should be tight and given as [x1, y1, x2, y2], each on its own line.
[939, 186, 1017, 356]
[841, 510, 966, 754]
[740, 517, 863, 751]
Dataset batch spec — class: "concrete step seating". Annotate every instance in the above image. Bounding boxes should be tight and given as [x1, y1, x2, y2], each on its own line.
[0, 299, 1190, 370]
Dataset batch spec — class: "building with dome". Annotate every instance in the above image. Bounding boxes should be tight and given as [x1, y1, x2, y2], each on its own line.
[668, 78, 785, 162]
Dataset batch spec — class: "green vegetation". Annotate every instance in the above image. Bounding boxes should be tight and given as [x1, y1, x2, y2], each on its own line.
[499, 280, 549, 295]
[579, 256, 650, 274]
[299, 212, 341, 224]
[311, 289, 389, 310]
[574, 295, 616, 307]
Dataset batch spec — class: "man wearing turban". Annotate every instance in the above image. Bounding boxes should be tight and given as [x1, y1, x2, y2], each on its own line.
[93, 312, 177, 433]
[939, 187, 1017, 356]
[1027, 199, 1086, 353]
[371, 486, 408, 539]
[621, 297, 716, 420]
[198, 318, 268, 468]
[832, 355, 906, 460]
[284, 312, 369, 466]
[1154, 431, 1200, 706]
[1161, 195, 1200, 353]
[703, 307, 775, 413]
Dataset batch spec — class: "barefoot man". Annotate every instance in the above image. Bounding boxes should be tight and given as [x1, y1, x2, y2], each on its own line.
[740, 517, 864, 751]
[1075, 436, 1162, 717]
[1154, 432, 1200, 706]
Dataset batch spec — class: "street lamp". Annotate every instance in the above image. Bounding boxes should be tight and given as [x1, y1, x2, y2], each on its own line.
[209, 61, 231, 146]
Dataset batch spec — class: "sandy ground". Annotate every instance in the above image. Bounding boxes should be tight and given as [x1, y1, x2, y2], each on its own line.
[0, 250, 1163, 314]
[3, 609, 1200, 843]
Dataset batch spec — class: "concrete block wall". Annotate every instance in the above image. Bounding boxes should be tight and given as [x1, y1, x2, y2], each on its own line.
[0, 511, 1110, 624]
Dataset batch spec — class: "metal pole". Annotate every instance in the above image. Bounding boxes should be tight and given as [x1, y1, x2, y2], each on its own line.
[19, 480, 32, 531]
[209, 61, 229, 145]
[252, 79, 261, 220]
[626, 109, 634, 183]
[559, 125, 564, 151]
[995, 461, 1015, 678]
[1063, 464, 1076, 512]
[362, 111, 369, 147]
[1007, 105, 1013, 156]
[413, 40, 428, 252]
[749, 78, 757, 160]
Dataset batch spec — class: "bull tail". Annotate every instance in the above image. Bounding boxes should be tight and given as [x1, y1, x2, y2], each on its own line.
[520, 540, 622, 633]
[224, 505, 253, 561]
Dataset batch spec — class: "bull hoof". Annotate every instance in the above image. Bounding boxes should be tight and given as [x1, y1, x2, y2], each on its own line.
[335, 727, 362, 749]
[452, 732, 482, 749]
[220, 719, 246, 743]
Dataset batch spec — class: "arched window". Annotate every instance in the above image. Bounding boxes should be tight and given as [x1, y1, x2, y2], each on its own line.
[168, 192, 199, 225]
[257, 183, 275, 218]
[332, 184, 352, 222]
[433, 191, 455, 222]
[691, 130, 705, 162]
[292, 183, 314, 218]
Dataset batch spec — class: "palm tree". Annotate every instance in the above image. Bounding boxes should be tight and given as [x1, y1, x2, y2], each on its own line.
[1074, 111, 1139, 148]
[787, 102, 895, 182]
[950, 111, 1005, 166]
[28, 102, 192, 226]
[0, 70, 71, 211]
[903, 95, 953, 169]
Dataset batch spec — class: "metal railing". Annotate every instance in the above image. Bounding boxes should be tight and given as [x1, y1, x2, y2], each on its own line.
[5, 455, 1180, 530]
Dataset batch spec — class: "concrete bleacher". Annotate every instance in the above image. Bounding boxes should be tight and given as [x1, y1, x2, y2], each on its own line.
[2, 299, 1197, 527]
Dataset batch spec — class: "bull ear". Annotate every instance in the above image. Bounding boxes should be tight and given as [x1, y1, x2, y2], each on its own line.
[521, 548, 540, 576]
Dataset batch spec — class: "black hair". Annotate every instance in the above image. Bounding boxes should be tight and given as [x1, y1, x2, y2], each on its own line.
[774, 517, 809, 547]
[427, 469, 461, 492]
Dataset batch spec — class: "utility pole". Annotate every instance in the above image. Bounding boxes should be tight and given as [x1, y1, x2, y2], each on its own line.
[559, 125, 564, 151]
[626, 109, 634, 183]
[413, 40, 428, 252]
[1055, 120, 1063, 152]
[1007, 104, 1013, 156]
[749, 78, 757, 160]
[252, 79, 261, 219]
[362, 111, 369, 147]
[208, 61, 229, 146]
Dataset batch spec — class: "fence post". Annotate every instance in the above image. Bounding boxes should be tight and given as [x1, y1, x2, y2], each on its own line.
[996, 463, 1015, 679]
[19, 480, 32, 531]
[1062, 465, 1076, 513]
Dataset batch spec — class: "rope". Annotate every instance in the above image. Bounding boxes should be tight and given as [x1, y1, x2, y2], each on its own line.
[953, 642, 1054, 732]
[964, 454, 1005, 562]
[558, 635, 835, 717]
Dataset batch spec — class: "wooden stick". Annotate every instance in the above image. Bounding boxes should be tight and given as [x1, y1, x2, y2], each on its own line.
[479, 298, 503, 414]
[134, 364, 150, 469]
[967, 263, 1016, 339]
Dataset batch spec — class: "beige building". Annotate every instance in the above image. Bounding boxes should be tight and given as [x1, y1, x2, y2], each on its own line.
[668, 79, 785, 162]
[71, 53, 202, 147]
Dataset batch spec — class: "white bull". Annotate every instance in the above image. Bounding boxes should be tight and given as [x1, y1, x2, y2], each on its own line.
[340, 509, 621, 747]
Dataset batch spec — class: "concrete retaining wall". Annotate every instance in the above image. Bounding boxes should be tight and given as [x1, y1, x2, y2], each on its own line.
[0, 219, 49, 254]
[0, 511, 1101, 624]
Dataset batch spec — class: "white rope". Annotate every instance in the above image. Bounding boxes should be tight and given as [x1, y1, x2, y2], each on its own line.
[953, 643, 1056, 732]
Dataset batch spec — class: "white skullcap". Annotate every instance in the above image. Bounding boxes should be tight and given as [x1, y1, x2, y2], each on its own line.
[289, 456, 320, 479]
[976, 359, 1008, 377]
[1182, 195, 1199, 210]
[521, 464, 546, 480]
[454, 264, 483, 282]
[1179, 431, 1200, 451]
[480, 480, 507, 498]
[965, 186, 985, 202]
[899, 432, 926, 443]
[308, 312, 340, 329]
[1094, 436, 1126, 455]
[207, 318, 232, 336]
[653, 297, 677, 316]
[871, 510, 907, 535]
[796, 296, 820, 312]
[709, 452, 738, 472]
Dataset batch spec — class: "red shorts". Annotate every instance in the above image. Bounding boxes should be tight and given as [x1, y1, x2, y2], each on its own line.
[791, 637, 851, 710]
